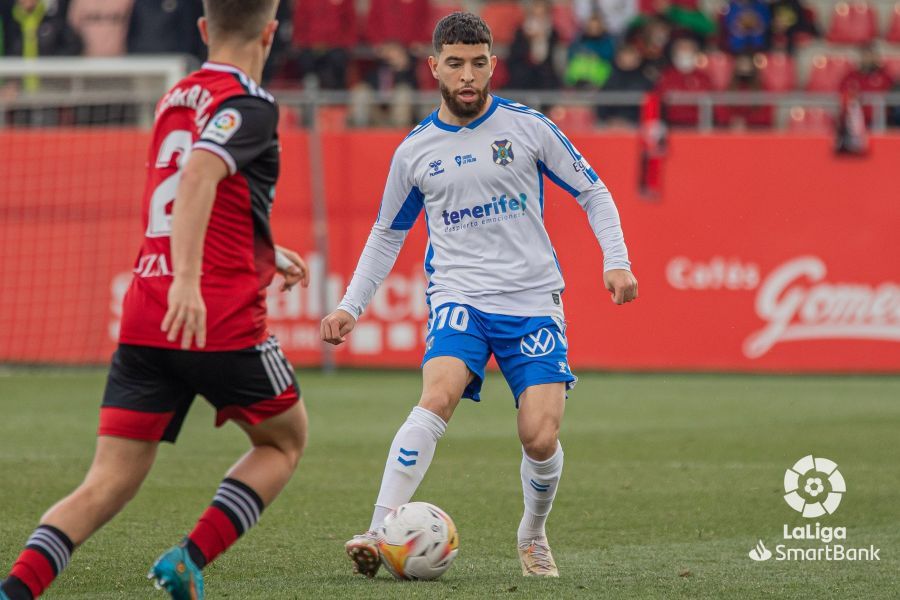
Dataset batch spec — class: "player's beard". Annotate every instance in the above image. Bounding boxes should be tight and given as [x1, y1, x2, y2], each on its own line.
[440, 80, 490, 120]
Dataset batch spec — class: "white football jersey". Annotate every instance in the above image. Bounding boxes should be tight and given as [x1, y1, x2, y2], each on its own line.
[340, 95, 630, 320]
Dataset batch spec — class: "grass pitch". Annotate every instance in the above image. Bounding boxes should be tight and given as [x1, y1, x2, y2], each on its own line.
[1, 369, 898, 599]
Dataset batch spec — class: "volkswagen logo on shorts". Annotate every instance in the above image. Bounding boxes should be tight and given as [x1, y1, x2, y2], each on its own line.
[520, 328, 556, 357]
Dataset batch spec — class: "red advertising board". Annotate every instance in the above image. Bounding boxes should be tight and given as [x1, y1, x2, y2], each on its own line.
[1, 130, 898, 371]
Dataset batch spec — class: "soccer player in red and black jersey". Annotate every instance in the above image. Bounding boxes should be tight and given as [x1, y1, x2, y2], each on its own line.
[0, 2, 308, 599]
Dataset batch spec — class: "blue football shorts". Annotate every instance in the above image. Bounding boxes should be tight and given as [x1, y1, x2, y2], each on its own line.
[421, 302, 577, 406]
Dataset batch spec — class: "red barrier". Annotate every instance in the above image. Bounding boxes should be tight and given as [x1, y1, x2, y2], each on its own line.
[1, 129, 898, 371]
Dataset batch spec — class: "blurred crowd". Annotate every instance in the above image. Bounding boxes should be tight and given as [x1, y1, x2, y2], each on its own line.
[2, 0, 900, 129]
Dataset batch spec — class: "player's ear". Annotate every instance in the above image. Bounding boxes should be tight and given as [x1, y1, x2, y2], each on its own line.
[428, 55, 439, 79]
[198, 17, 209, 45]
[490, 55, 497, 76]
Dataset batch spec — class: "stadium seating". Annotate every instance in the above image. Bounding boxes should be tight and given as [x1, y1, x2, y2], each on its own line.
[552, 2, 580, 43]
[826, 1, 878, 44]
[806, 54, 856, 91]
[479, 2, 525, 45]
[547, 105, 597, 131]
[431, 2, 464, 26]
[883, 55, 900, 81]
[695, 52, 734, 91]
[886, 2, 900, 42]
[787, 106, 835, 132]
[756, 52, 796, 92]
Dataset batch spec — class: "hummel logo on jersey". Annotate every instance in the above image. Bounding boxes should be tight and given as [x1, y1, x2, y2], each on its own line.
[520, 328, 556, 357]
[442, 193, 527, 226]
[429, 160, 445, 176]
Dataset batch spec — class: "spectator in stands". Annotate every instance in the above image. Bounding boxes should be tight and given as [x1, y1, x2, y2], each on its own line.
[126, 0, 204, 62]
[840, 45, 894, 124]
[67, 0, 132, 56]
[655, 36, 713, 126]
[574, 0, 639, 38]
[5, 0, 81, 63]
[626, 15, 672, 82]
[768, 0, 818, 54]
[598, 43, 655, 125]
[293, 0, 355, 90]
[722, 0, 770, 54]
[350, 40, 417, 128]
[633, 0, 717, 44]
[365, 0, 431, 50]
[508, 0, 562, 90]
[715, 53, 773, 128]
[565, 13, 615, 88]
[889, 80, 900, 128]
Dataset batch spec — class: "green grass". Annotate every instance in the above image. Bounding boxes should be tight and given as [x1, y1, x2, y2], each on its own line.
[1, 370, 898, 599]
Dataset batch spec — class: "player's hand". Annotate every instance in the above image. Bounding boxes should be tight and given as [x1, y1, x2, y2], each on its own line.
[161, 277, 207, 349]
[321, 309, 356, 345]
[604, 269, 639, 305]
[275, 245, 309, 291]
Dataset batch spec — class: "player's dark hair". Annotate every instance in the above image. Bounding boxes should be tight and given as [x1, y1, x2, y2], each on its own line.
[432, 12, 492, 54]
[202, 0, 278, 41]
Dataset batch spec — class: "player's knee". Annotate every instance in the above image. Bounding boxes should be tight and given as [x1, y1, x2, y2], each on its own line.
[520, 428, 560, 461]
[417, 391, 456, 423]
[78, 477, 141, 512]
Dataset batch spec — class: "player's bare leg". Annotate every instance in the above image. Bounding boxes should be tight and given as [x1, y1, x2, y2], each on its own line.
[150, 401, 307, 599]
[1, 437, 157, 599]
[346, 357, 471, 578]
[516, 383, 566, 577]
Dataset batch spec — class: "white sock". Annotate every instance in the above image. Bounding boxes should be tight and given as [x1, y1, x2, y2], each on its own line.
[518, 442, 564, 544]
[369, 406, 447, 531]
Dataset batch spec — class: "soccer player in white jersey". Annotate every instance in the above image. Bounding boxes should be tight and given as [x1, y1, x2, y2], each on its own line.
[321, 12, 637, 578]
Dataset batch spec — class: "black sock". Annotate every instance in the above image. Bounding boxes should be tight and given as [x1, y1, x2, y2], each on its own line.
[1, 576, 34, 600]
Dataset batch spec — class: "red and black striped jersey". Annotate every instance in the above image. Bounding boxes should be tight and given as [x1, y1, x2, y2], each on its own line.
[119, 61, 281, 351]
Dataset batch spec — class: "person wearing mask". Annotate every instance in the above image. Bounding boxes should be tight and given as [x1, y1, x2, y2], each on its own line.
[655, 36, 712, 127]
[599, 43, 654, 124]
[508, 0, 562, 90]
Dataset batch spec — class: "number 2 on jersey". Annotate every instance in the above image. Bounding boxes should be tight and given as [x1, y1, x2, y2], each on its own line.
[146, 130, 193, 237]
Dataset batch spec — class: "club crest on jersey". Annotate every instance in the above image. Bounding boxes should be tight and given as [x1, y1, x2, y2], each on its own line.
[491, 139, 514, 166]
[201, 108, 242, 144]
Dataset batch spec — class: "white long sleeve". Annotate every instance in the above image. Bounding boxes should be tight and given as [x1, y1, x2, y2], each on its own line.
[337, 223, 408, 319]
[576, 182, 631, 272]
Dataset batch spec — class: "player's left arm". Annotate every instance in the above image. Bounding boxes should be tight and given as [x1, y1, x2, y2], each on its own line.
[275, 245, 309, 291]
[536, 118, 638, 305]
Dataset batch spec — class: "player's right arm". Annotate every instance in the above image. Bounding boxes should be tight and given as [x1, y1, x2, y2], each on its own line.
[161, 151, 228, 349]
[321, 145, 421, 345]
[163, 95, 278, 349]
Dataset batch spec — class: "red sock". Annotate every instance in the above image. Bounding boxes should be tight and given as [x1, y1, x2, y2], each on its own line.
[4, 525, 74, 599]
[186, 478, 264, 567]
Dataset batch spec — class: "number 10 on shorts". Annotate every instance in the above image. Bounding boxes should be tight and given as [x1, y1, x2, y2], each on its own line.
[430, 305, 470, 332]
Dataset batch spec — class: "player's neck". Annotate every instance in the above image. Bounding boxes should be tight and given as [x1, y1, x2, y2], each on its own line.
[438, 94, 494, 128]
[207, 46, 265, 85]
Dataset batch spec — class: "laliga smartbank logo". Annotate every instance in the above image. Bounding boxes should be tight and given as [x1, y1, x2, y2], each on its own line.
[748, 455, 881, 563]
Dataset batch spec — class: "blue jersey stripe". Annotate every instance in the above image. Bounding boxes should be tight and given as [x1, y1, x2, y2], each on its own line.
[498, 103, 595, 186]
[389, 186, 424, 230]
[538, 160, 581, 198]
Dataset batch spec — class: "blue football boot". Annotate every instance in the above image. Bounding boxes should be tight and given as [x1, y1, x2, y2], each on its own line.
[148, 542, 204, 600]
